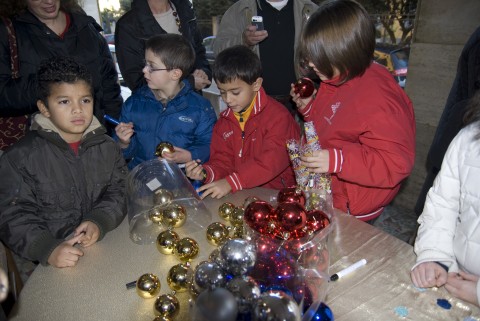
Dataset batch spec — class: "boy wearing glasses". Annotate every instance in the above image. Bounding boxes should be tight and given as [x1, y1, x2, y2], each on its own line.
[114, 34, 217, 170]
[185, 45, 300, 199]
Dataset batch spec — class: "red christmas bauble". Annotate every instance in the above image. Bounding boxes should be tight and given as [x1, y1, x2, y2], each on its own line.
[277, 187, 306, 206]
[244, 201, 274, 234]
[306, 209, 330, 232]
[273, 201, 307, 233]
[293, 78, 315, 98]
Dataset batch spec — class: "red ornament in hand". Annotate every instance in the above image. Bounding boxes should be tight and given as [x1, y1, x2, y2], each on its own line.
[293, 78, 315, 98]
[273, 201, 307, 233]
[277, 187, 306, 206]
[244, 201, 274, 234]
[306, 209, 330, 232]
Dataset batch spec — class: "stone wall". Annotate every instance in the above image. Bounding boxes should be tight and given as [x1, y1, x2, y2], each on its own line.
[394, 0, 480, 210]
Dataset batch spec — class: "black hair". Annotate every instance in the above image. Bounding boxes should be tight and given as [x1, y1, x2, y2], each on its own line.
[213, 45, 262, 85]
[298, 0, 375, 84]
[145, 34, 195, 81]
[36, 56, 93, 105]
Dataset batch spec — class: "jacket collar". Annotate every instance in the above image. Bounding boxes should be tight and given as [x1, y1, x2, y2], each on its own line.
[221, 87, 268, 119]
[137, 79, 193, 112]
[31, 113, 106, 148]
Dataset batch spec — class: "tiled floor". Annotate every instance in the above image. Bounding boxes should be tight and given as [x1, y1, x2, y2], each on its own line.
[373, 205, 418, 244]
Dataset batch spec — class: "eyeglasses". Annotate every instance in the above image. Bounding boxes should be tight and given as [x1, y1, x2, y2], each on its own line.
[143, 61, 172, 73]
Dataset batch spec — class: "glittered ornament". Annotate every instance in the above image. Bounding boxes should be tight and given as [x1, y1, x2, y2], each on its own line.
[208, 248, 225, 269]
[153, 189, 174, 206]
[253, 290, 301, 321]
[156, 229, 180, 255]
[154, 293, 180, 319]
[220, 239, 256, 276]
[293, 77, 315, 98]
[161, 203, 187, 228]
[206, 222, 230, 246]
[226, 276, 261, 313]
[230, 207, 245, 227]
[136, 273, 161, 299]
[306, 209, 330, 232]
[155, 141, 175, 157]
[174, 237, 199, 261]
[193, 287, 238, 321]
[277, 187, 306, 206]
[148, 206, 164, 225]
[167, 262, 193, 292]
[273, 202, 307, 233]
[230, 226, 244, 239]
[218, 202, 236, 221]
[244, 201, 274, 234]
[194, 261, 226, 290]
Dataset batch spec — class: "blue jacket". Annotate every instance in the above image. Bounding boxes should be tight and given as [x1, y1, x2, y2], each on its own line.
[118, 80, 216, 170]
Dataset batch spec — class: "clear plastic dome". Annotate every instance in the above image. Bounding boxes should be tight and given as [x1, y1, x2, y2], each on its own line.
[126, 158, 212, 244]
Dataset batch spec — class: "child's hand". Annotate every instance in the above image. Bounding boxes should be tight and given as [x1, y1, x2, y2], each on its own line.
[290, 83, 316, 110]
[74, 221, 100, 247]
[197, 179, 232, 199]
[445, 271, 479, 306]
[411, 262, 448, 288]
[47, 234, 84, 268]
[115, 122, 135, 148]
[185, 160, 205, 181]
[300, 150, 330, 173]
[161, 146, 192, 164]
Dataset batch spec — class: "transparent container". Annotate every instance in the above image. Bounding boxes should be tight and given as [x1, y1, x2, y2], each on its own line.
[126, 159, 212, 244]
[243, 196, 335, 313]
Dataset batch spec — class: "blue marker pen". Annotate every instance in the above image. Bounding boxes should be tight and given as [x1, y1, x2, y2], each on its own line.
[104, 114, 120, 126]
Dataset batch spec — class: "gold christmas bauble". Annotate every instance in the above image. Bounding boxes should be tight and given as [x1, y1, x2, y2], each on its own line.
[230, 225, 244, 239]
[154, 293, 180, 318]
[167, 263, 193, 292]
[155, 141, 175, 157]
[206, 222, 230, 246]
[218, 202, 236, 221]
[174, 237, 199, 261]
[148, 206, 164, 225]
[153, 189, 174, 206]
[136, 273, 161, 299]
[153, 316, 171, 321]
[230, 207, 245, 227]
[161, 204, 187, 228]
[156, 230, 180, 255]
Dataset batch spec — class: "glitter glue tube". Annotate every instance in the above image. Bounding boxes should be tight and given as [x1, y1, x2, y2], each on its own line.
[330, 259, 367, 281]
[104, 114, 120, 126]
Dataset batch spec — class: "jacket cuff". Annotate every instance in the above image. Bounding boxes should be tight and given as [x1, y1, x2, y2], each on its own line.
[298, 100, 314, 116]
[327, 148, 343, 173]
[203, 165, 214, 184]
[27, 231, 63, 266]
[83, 208, 117, 241]
[226, 173, 243, 193]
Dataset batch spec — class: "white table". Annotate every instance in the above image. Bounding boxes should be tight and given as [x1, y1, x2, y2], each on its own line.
[8, 188, 480, 321]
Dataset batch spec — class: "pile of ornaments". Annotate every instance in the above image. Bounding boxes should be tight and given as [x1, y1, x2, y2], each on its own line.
[192, 238, 335, 321]
[244, 187, 330, 241]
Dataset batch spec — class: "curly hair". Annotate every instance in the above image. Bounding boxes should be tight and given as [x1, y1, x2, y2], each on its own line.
[0, 0, 83, 18]
[36, 56, 93, 105]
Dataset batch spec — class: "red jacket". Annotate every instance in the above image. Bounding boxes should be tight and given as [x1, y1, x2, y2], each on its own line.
[203, 88, 300, 192]
[300, 63, 415, 220]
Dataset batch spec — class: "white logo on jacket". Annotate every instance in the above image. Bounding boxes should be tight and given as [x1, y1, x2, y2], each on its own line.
[223, 130, 234, 140]
[324, 102, 341, 125]
[179, 116, 193, 123]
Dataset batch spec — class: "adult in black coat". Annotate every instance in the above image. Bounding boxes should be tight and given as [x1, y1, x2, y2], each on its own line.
[0, 0, 122, 120]
[115, 0, 211, 92]
[415, 26, 480, 215]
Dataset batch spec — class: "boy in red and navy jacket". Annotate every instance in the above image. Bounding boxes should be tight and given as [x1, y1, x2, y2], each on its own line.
[186, 45, 300, 199]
